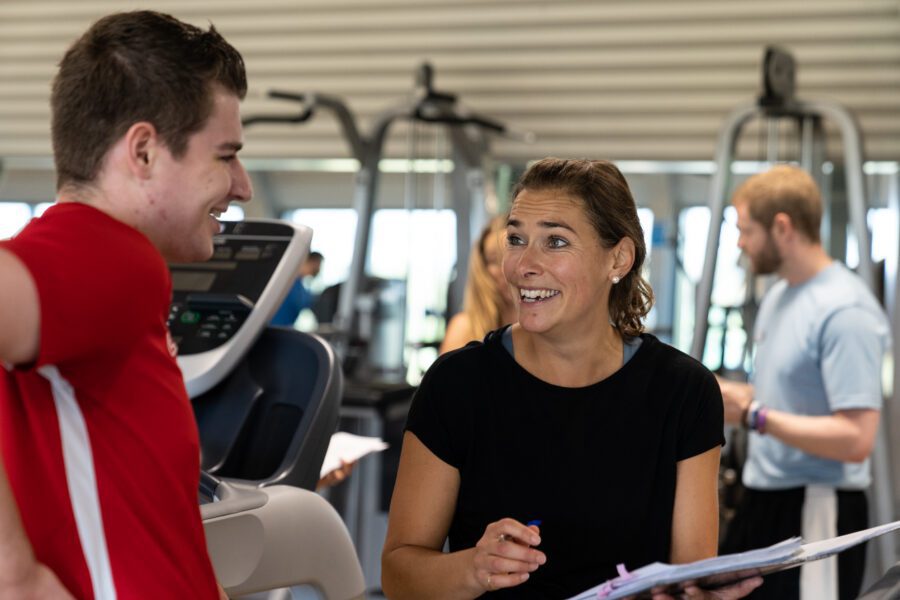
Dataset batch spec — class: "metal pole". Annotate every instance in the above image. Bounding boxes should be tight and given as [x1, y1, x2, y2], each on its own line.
[690, 104, 758, 360]
[766, 118, 780, 163]
[800, 116, 814, 173]
[805, 100, 895, 572]
[333, 113, 395, 356]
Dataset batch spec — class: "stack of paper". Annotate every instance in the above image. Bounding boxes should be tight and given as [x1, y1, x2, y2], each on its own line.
[567, 519, 900, 600]
[567, 538, 801, 600]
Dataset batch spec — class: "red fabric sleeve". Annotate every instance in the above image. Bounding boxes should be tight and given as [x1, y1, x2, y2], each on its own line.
[2, 203, 170, 368]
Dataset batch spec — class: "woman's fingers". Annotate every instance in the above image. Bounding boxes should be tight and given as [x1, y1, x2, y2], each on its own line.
[683, 575, 764, 598]
[486, 517, 542, 547]
[473, 518, 547, 592]
[478, 570, 531, 591]
[482, 552, 543, 575]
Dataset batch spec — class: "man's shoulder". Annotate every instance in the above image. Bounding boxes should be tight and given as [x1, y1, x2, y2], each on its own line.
[808, 264, 885, 319]
[16, 203, 162, 268]
[13, 203, 145, 247]
[762, 264, 883, 320]
[7, 202, 170, 334]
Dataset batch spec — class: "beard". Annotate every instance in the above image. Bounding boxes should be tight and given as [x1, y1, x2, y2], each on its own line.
[749, 235, 782, 275]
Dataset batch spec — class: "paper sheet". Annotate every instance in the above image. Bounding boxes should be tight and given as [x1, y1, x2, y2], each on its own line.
[567, 519, 900, 600]
[319, 431, 389, 478]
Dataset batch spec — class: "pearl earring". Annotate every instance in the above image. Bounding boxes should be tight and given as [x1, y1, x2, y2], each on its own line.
[611, 275, 620, 284]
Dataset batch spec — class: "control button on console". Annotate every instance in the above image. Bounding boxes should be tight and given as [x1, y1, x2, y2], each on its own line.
[180, 311, 201, 324]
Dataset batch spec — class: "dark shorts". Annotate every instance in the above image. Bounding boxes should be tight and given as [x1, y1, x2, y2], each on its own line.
[720, 486, 868, 600]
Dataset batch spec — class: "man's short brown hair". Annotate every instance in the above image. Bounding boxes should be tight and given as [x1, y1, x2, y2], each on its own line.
[732, 165, 823, 243]
[51, 10, 247, 190]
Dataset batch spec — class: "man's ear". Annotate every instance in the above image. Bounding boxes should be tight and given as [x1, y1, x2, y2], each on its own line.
[123, 121, 160, 179]
[771, 212, 794, 240]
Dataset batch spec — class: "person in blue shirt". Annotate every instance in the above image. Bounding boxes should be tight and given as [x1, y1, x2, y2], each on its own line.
[718, 165, 890, 600]
[271, 251, 323, 327]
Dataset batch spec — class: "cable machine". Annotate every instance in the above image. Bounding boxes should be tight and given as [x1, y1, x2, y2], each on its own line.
[334, 62, 523, 377]
[244, 64, 523, 380]
[691, 46, 895, 573]
[243, 67, 524, 590]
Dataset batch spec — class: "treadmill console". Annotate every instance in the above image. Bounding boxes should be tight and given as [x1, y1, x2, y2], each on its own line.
[171, 219, 312, 398]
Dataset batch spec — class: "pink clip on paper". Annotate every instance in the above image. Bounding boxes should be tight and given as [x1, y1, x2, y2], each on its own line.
[596, 564, 633, 599]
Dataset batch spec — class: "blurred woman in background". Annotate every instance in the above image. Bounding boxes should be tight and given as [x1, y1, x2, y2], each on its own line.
[440, 216, 517, 354]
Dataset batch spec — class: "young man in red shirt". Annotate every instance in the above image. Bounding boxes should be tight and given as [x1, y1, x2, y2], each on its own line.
[0, 11, 251, 598]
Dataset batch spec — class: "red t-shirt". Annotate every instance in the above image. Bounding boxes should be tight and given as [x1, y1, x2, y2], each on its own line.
[0, 203, 218, 599]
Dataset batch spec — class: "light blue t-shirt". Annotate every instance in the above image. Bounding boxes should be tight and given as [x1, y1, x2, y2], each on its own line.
[743, 262, 890, 490]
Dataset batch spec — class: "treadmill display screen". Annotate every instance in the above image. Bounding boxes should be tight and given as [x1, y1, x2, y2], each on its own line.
[168, 221, 296, 356]
[171, 271, 216, 293]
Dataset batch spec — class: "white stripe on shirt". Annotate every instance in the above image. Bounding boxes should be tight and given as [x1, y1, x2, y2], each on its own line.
[39, 365, 117, 600]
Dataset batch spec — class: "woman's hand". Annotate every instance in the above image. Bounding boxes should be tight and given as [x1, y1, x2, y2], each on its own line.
[471, 518, 547, 593]
[650, 575, 763, 599]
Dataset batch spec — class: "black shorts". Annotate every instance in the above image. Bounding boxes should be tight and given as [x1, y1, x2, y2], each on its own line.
[720, 486, 868, 600]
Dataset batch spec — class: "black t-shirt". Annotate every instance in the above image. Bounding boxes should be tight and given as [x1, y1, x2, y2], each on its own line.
[405, 328, 725, 599]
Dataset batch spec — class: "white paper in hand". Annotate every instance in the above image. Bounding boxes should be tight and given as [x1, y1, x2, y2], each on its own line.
[319, 431, 389, 478]
[566, 518, 900, 600]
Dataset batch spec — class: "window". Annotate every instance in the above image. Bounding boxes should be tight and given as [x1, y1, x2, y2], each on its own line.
[284, 208, 358, 294]
[636, 207, 656, 330]
[33, 202, 54, 218]
[845, 208, 897, 269]
[673, 205, 748, 372]
[284, 207, 457, 382]
[0, 203, 35, 239]
[636, 207, 655, 261]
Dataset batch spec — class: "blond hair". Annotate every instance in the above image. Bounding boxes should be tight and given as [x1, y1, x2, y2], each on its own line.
[461, 217, 509, 340]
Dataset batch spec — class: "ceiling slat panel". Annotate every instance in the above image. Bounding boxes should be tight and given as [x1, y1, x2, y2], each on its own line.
[0, 0, 896, 163]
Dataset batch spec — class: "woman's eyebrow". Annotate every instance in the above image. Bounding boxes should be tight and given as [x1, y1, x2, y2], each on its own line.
[538, 220, 575, 232]
[506, 217, 575, 233]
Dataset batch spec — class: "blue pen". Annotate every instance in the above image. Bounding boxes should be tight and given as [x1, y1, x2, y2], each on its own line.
[526, 520, 542, 548]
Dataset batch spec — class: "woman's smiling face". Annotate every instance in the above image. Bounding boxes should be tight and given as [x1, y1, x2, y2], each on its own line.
[503, 188, 617, 338]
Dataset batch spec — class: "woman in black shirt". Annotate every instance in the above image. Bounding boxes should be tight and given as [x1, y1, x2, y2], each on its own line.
[382, 158, 763, 599]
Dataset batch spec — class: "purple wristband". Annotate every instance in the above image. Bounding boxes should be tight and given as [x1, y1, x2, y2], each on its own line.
[755, 407, 768, 434]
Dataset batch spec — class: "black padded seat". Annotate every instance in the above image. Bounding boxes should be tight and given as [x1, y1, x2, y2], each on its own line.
[193, 327, 342, 491]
